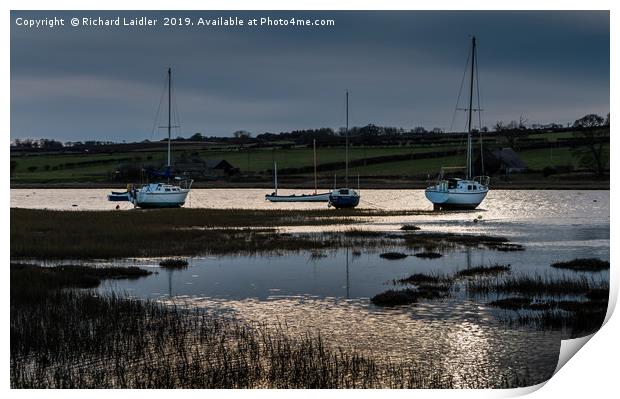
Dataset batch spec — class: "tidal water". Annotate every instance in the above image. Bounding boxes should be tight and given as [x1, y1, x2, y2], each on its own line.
[11, 188, 610, 387]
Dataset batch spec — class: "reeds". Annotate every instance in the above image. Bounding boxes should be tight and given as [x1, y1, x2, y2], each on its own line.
[159, 258, 189, 268]
[466, 273, 599, 296]
[455, 264, 511, 278]
[11, 263, 522, 389]
[550, 258, 610, 272]
[379, 252, 408, 260]
[11, 208, 524, 259]
[413, 251, 442, 259]
[402, 232, 515, 252]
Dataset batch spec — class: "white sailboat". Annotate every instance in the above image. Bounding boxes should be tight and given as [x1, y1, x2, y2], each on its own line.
[265, 139, 331, 202]
[328, 91, 360, 209]
[129, 68, 193, 208]
[425, 37, 489, 210]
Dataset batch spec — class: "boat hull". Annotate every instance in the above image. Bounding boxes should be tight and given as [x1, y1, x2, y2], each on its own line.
[132, 188, 190, 208]
[107, 192, 131, 201]
[424, 188, 488, 210]
[265, 192, 331, 202]
[328, 190, 360, 209]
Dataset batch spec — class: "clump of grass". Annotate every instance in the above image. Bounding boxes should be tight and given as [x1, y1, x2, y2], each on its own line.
[488, 297, 533, 310]
[413, 251, 442, 259]
[456, 264, 511, 278]
[400, 224, 421, 231]
[371, 289, 419, 306]
[585, 288, 608, 301]
[159, 258, 189, 268]
[395, 273, 444, 285]
[551, 258, 610, 272]
[344, 229, 385, 238]
[309, 251, 328, 260]
[371, 282, 452, 307]
[379, 252, 408, 260]
[493, 243, 525, 252]
[466, 273, 600, 296]
[10, 263, 151, 289]
[516, 306, 607, 338]
[402, 232, 511, 252]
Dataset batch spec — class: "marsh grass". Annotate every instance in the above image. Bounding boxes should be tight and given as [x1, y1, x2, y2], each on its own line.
[374, 272, 453, 307]
[466, 274, 601, 296]
[479, 274, 609, 337]
[11, 263, 526, 389]
[10, 263, 151, 289]
[550, 258, 610, 272]
[12, 208, 524, 259]
[402, 232, 514, 252]
[394, 273, 449, 285]
[159, 258, 189, 268]
[413, 251, 442, 259]
[455, 264, 511, 278]
[379, 252, 408, 260]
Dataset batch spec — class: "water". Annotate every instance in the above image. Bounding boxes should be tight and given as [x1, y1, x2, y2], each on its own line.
[12, 188, 609, 387]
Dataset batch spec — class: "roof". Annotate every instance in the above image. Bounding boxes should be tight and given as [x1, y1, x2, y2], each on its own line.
[205, 159, 234, 169]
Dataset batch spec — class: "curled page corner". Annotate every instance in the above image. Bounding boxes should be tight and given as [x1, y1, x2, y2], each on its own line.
[553, 333, 595, 376]
[552, 268, 616, 378]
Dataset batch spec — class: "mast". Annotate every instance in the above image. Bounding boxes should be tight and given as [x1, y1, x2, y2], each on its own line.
[466, 37, 476, 180]
[167, 67, 172, 169]
[313, 139, 317, 194]
[274, 162, 278, 195]
[345, 91, 349, 186]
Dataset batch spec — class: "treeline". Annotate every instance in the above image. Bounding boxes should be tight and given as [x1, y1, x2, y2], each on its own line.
[11, 113, 610, 152]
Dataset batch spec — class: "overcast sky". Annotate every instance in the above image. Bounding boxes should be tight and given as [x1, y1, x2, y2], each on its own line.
[10, 10, 609, 142]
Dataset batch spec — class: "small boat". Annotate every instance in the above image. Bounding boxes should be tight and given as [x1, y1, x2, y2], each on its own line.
[425, 36, 489, 210]
[329, 91, 360, 209]
[265, 192, 331, 202]
[265, 139, 331, 202]
[122, 68, 193, 208]
[107, 190, 131, 202]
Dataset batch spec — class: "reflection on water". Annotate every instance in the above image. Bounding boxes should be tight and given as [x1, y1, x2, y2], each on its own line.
[14, 188, 609, 386]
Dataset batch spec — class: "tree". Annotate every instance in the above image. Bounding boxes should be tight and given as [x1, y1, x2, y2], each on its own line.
[572, 127, 609, 176]
[573, 114, 604, 128]
[571, 114, 609, 175]
[189, 132, 204, 141]
[605, 113, 610, 126]
[233, 130, 252, 139]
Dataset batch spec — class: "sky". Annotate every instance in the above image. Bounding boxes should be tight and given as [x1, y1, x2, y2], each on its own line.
[10, 10, 609, 142]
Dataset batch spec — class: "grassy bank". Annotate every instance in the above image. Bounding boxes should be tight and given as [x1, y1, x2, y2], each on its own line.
[11, 208, 516, 259]
[10, 264, 532, 388]
[10, 208, 426, 259]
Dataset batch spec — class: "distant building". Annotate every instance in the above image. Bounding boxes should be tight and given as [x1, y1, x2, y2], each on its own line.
[492, 148, 527, 174]
[174, 157, 237, 177]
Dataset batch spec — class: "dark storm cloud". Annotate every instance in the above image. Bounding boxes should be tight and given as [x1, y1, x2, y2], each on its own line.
[10, 11, 609, 141]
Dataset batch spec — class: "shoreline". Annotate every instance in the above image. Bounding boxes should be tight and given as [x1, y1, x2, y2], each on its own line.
[10, 179, 611, 190]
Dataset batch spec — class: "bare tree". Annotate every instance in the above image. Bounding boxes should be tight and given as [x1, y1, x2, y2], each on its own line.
[571, 114, 608, 175]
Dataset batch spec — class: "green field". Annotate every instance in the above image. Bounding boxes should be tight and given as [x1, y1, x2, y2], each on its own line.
[10, 129, 609, 183]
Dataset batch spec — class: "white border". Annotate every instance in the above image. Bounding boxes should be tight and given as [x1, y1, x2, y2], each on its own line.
[3, 2, 616, 398]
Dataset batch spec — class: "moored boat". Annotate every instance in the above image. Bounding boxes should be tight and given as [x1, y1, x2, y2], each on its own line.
[265, 139, 330, 203]
[329, 91, 360, 209]
[425, 36, 489, 211]
[122, 68, 193, 208]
